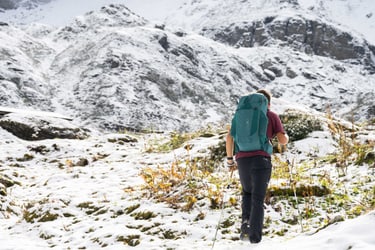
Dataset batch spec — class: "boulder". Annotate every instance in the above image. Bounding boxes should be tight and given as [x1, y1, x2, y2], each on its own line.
[286, 67, 298, 78]
[0, 113, 89, 140]
[0, 174, 21, 196]
[0, 174, 19, 188]
[0, 183, 6, 196]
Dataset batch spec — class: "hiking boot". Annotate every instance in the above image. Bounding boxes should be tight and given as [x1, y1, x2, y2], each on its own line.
[239, 221, 250, 241]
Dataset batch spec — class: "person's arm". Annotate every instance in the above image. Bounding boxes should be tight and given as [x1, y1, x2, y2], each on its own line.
[226, 129, 236, 170]
[226, 131, 234, 159]
[270, 111, 289, 145]
[276, 132, 289, 145]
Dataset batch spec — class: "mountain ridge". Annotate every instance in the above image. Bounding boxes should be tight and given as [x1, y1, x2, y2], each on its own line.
[0, 1, 374, 132]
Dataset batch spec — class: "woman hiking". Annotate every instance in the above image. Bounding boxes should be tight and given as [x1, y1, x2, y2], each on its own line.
[226, 89, 289, 243]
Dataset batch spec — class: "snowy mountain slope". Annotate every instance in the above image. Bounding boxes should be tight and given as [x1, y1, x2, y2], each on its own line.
[299, 0, 375, 44]
[0, 23, 54, 108]
[0, 0, 187, 26]
[165, 0, 375, 72]
[40, 5, 272, 131]
[237, 46, 375, 121]
[0, 0, 54, 11]
[1, 0, 374, 44]
[0, 3, 373, 132]
[164, 0, 375, 45]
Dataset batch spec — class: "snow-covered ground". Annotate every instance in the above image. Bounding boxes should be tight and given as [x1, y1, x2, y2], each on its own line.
[0, 116, 374, 249]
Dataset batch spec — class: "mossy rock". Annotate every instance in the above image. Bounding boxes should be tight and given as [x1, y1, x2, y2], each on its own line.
[0, 175, 21, 188]
[38, 212, 59, 222]
[16, 154, 34, 162]
[220, 215, 236, 228]
[117, 235, 140, 246]
[24, 210, 59, 223]
[0, 184, 6, 196]
[131, 211, 157, 220]
[199, 132, 215, 138]
[107, 135, 138, 144]
[77, 201, 104, 215]
[125, 204, 140, 214]
[268, 184, 331, 197]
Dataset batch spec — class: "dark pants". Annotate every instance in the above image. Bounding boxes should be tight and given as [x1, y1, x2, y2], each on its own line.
[237, 156, 272, 243]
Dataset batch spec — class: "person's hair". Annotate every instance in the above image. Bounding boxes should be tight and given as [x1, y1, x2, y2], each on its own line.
[256, 89, 271, 104]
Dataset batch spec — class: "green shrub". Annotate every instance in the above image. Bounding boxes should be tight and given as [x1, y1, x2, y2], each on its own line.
[280, 110, 322, 141]
[145, 132, 192, 153]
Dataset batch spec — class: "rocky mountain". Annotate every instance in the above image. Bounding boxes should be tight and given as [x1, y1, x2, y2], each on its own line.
[0, 0, 53, 10]
[165, 0, 375, 118]
[0, 0, 374, 133]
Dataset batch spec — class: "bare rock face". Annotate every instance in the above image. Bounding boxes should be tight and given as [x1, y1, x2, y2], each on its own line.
[202, 16, 375, 73]
[0, 0, 18, 10]
[0, 113, 89, 140]
[0, 0, 54, 10]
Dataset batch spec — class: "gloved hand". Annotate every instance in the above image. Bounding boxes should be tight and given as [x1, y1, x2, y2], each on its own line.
[226, 158, 237, 171]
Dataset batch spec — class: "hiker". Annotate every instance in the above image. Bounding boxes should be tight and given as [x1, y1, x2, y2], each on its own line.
[225, 89, 289, 243]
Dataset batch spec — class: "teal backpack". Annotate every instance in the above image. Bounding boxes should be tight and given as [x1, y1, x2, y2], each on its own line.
[230, 93, 273, 154]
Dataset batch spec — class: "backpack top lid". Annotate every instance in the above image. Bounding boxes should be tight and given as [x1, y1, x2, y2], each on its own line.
[236, 93, 268, 111]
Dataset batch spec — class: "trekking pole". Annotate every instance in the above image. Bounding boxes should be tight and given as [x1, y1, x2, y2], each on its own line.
[287, 159, 304, 232]
[211, 169, 234, 250]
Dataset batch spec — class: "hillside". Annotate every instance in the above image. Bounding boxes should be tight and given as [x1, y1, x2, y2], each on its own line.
[1, 110, 374, 249]
[0, 0, 374, 132]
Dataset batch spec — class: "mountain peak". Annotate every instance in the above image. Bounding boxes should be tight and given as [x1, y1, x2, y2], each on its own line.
[78, 4, 148, 29]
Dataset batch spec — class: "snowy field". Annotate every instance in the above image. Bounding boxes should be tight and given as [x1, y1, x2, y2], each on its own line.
[1, 118, 374, 249]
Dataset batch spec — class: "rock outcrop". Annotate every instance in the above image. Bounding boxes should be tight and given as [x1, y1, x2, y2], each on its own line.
[0, 113, 89, 140]
[202, 16, 375, 73]
[0, 0, 17, 10]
